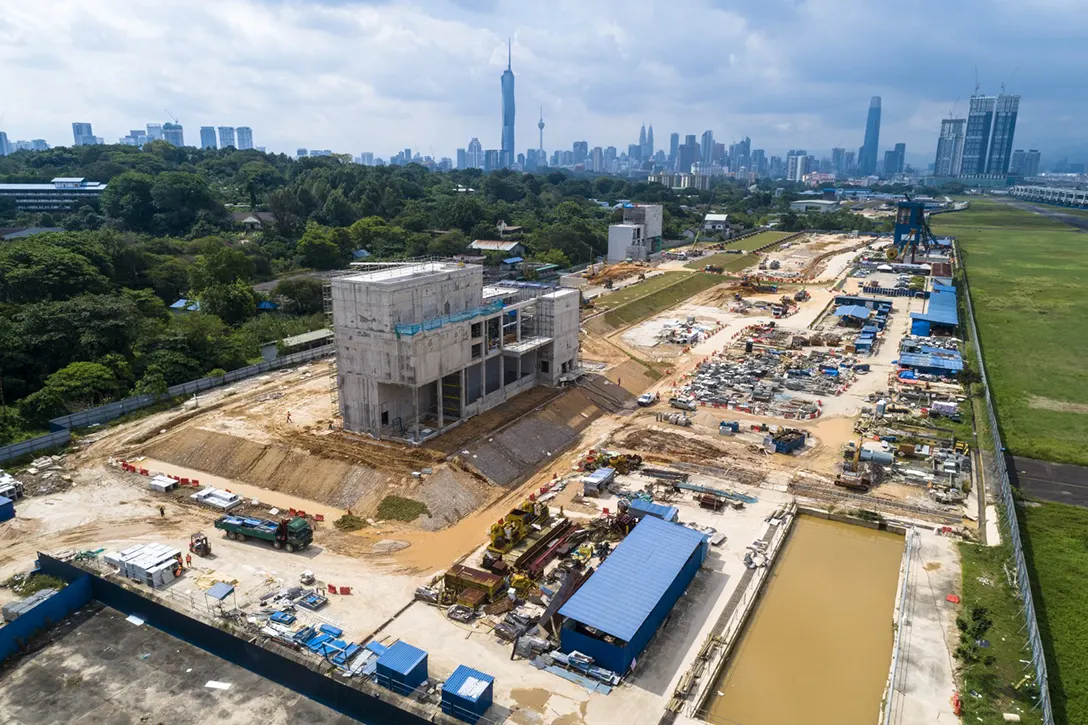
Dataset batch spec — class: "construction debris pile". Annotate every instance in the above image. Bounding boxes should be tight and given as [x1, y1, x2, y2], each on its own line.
[655, 318, 721, 346]
[12, 456, 73, 496]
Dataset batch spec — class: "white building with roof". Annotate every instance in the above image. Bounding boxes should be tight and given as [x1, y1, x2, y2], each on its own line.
[331, 260, 580, 441]
[0, 177, 108, 211]
[468, 239, 525, 256]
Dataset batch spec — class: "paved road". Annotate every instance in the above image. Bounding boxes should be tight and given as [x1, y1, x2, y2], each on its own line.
[1002, 199, 1088, 232]
[1009, 456, 1088, 507]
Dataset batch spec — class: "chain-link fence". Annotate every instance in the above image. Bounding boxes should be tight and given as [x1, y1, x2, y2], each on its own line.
[959, 243, 1054, 725]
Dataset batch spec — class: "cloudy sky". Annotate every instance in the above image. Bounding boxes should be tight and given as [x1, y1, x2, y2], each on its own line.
[2, 0, 1084, 165]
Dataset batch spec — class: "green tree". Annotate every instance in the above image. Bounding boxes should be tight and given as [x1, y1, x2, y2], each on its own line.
[199, 280, 258, 325]
[100, 172, 156, 231]
[0, 407, 29, 445]
[151, 172, 223, 235]
[536, 248, 571, 268]
[297, 223, 343, 270]
[23, 362, 120, 419]
[189, 243, 255, 293]
[0, 242, 110, 303]
[274, 277, 325, 315]
[134, 364, 169, 396]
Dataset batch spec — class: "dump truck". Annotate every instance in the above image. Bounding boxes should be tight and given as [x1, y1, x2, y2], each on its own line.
[214, 515, 313, 552]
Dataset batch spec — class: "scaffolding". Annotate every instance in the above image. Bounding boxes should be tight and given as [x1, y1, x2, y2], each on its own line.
[323, 283, 339, 418]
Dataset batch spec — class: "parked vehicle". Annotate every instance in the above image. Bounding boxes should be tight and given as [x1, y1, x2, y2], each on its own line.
[637, 392, 660, 407]
[214, 515, 313, 552]
[669, 397, 697, 411]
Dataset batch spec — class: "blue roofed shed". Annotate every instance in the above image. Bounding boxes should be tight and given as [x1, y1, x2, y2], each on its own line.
[834, 304, 871, 320]
[909, 283, 958, 336]
[376, 641, 428, 696]
[558, 516, 708, 673]
[626, 499, 679, 523]
[441, 665, 494, 723]
[170, 298, 200, 313]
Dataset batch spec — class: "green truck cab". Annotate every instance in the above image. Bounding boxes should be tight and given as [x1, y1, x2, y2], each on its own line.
[214, 515, 313, 552]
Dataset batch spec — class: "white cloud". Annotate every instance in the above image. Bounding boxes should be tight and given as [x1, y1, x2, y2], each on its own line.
[0, 0, 1082, 162]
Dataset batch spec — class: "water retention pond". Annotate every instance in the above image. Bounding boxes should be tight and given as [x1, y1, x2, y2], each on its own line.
[704, 515, 904, 725]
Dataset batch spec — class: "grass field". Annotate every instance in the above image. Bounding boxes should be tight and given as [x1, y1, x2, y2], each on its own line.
[957, 541, 1043, 724]
[1020, 502, 1088, 725]
[685, 252, 756, 273]
[592, 271, 688, 309]
[601, 273, 722, 329]
[931, 199, 1088, 465]
[727, 230, 794, 251]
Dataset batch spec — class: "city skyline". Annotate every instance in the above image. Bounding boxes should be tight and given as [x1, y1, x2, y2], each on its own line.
[0, 0, 1078, 163]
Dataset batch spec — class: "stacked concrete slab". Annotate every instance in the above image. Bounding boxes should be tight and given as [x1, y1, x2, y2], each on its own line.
[103, 543, 181, 588]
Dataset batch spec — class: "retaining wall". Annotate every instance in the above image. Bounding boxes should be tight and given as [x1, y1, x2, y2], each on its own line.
[0, 574, 93, 663]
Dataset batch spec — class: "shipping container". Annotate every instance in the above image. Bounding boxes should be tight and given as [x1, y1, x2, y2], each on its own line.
[441, 665, 495, 723]
[376, 641, 428, 696]
[0, 495, 13, 523]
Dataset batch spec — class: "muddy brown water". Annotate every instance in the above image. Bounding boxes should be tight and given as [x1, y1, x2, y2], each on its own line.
[704, 516, 903, 725]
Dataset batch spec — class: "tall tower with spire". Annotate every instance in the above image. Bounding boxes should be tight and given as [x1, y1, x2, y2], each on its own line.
[500, 38, 516, 169]
[645, 124, 654, 160]
[538, 106, 545, 152]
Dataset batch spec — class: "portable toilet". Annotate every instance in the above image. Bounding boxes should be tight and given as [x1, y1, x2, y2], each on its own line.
[441, 665, 495, 723]
[376, 641, 428, 696]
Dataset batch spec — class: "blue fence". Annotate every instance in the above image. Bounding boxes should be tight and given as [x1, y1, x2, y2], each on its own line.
[0, 344, 336, 465]
[0, 574, 93, 663]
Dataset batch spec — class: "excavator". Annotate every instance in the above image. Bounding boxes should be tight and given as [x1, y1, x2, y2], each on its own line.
[835, 439, 871, 492]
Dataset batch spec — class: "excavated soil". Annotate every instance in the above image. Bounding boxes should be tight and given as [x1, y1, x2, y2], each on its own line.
[611, 426, 732, 463]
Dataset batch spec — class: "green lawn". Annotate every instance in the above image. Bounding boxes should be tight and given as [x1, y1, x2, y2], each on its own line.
[593, 271, 689, 309]
[932, 199, 1088, 465]
[685, 252, 756, 273]
[957, 541, 1044, 724]
[602, 273, 722, 329]
[727, 230, 794, 251]
[1019, 502, 1088, 725]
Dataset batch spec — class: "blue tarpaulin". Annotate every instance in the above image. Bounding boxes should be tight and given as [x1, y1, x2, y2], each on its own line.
[835, 304, 870, 319]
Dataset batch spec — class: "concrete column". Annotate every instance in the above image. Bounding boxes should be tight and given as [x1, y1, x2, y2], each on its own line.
[517, 356, 522, 382]
[437, 379, 444, 428]
[516, 310, 522, 342]
[480, 361, 486, 398]
[460, 368, 466, 411]
[413, 385, 420, 441]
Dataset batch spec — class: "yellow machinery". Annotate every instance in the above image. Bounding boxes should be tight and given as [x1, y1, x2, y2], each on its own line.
[487, 496, 550, 554]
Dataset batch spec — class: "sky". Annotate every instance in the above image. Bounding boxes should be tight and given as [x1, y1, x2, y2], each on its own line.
[1, 0, 1085, 165]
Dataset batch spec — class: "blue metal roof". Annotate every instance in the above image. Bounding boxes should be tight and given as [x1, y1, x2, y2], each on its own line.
[835, 304, 870, 319]
[378, 641, 427, 675]
[206, 582, 235, 601]
[898, 351, 964, 372]
[628, 499, 679, 522]
[502, 256, 523, 264]
[909, 285, 957, 327]
[559, 516, 705, 642]
[443, 665, 494, 703]
[170, 298, 200, 311]
[257, 300, 279, 310]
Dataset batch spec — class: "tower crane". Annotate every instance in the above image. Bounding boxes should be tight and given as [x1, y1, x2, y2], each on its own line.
[164, 108, 179, 124]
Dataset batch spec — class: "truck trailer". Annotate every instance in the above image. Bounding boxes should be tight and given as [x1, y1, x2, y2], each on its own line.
[214, 515, 313, 552]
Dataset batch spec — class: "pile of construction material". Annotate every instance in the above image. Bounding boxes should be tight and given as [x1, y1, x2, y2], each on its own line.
[103, 543, 183, 588]
[2, 588, 59, 622]
[190, 486, 242, 511]
[656, 318, 718, 346]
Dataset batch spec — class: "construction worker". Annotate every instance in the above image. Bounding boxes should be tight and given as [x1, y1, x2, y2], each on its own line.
[185, 553, 192, 569]
[158, 505, 165, 518]
[286, 410, 292, 423]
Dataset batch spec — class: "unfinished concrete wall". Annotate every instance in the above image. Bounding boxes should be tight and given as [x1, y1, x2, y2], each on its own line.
[623, 204, 663, 239]
[537, 289, 581, 383]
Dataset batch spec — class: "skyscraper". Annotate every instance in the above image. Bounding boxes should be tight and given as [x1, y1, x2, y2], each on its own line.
[668, 133, 680, 168]
[163, 123, 184, 147]
[1022, 149, 1041, 177]
[637, 124, 646, 161]
[456, 148, 467, 169]
[72, 122, 95, 146]
[218, 126, 236, 148]
[986, 94, 1020, 175]
[961, 95, 995, 175]
[236, 127, 254, 150]
[538, 107, 545, 155]
[0, 132, 9, 156]
[831, 147, 846, 176]
[31, 139, 48, 151]
[858, 96, 881, 176]
[573, 141, 588, 165]
[467, 137, 483, 169]
[643, 125, 654, 162]
[934, 118, 966, 177]
[200, 126, 217, 149]
[751, 149, 766, 176]
[700, 130, 714, 167]
[500, 39, 515, 169]
[146, 123, 164, 141]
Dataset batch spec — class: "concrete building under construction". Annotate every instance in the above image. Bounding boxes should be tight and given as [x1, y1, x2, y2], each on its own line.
[331, 261, 580, 440]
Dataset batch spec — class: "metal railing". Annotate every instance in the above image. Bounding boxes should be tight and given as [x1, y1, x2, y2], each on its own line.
[958, 240, 1054, 725]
